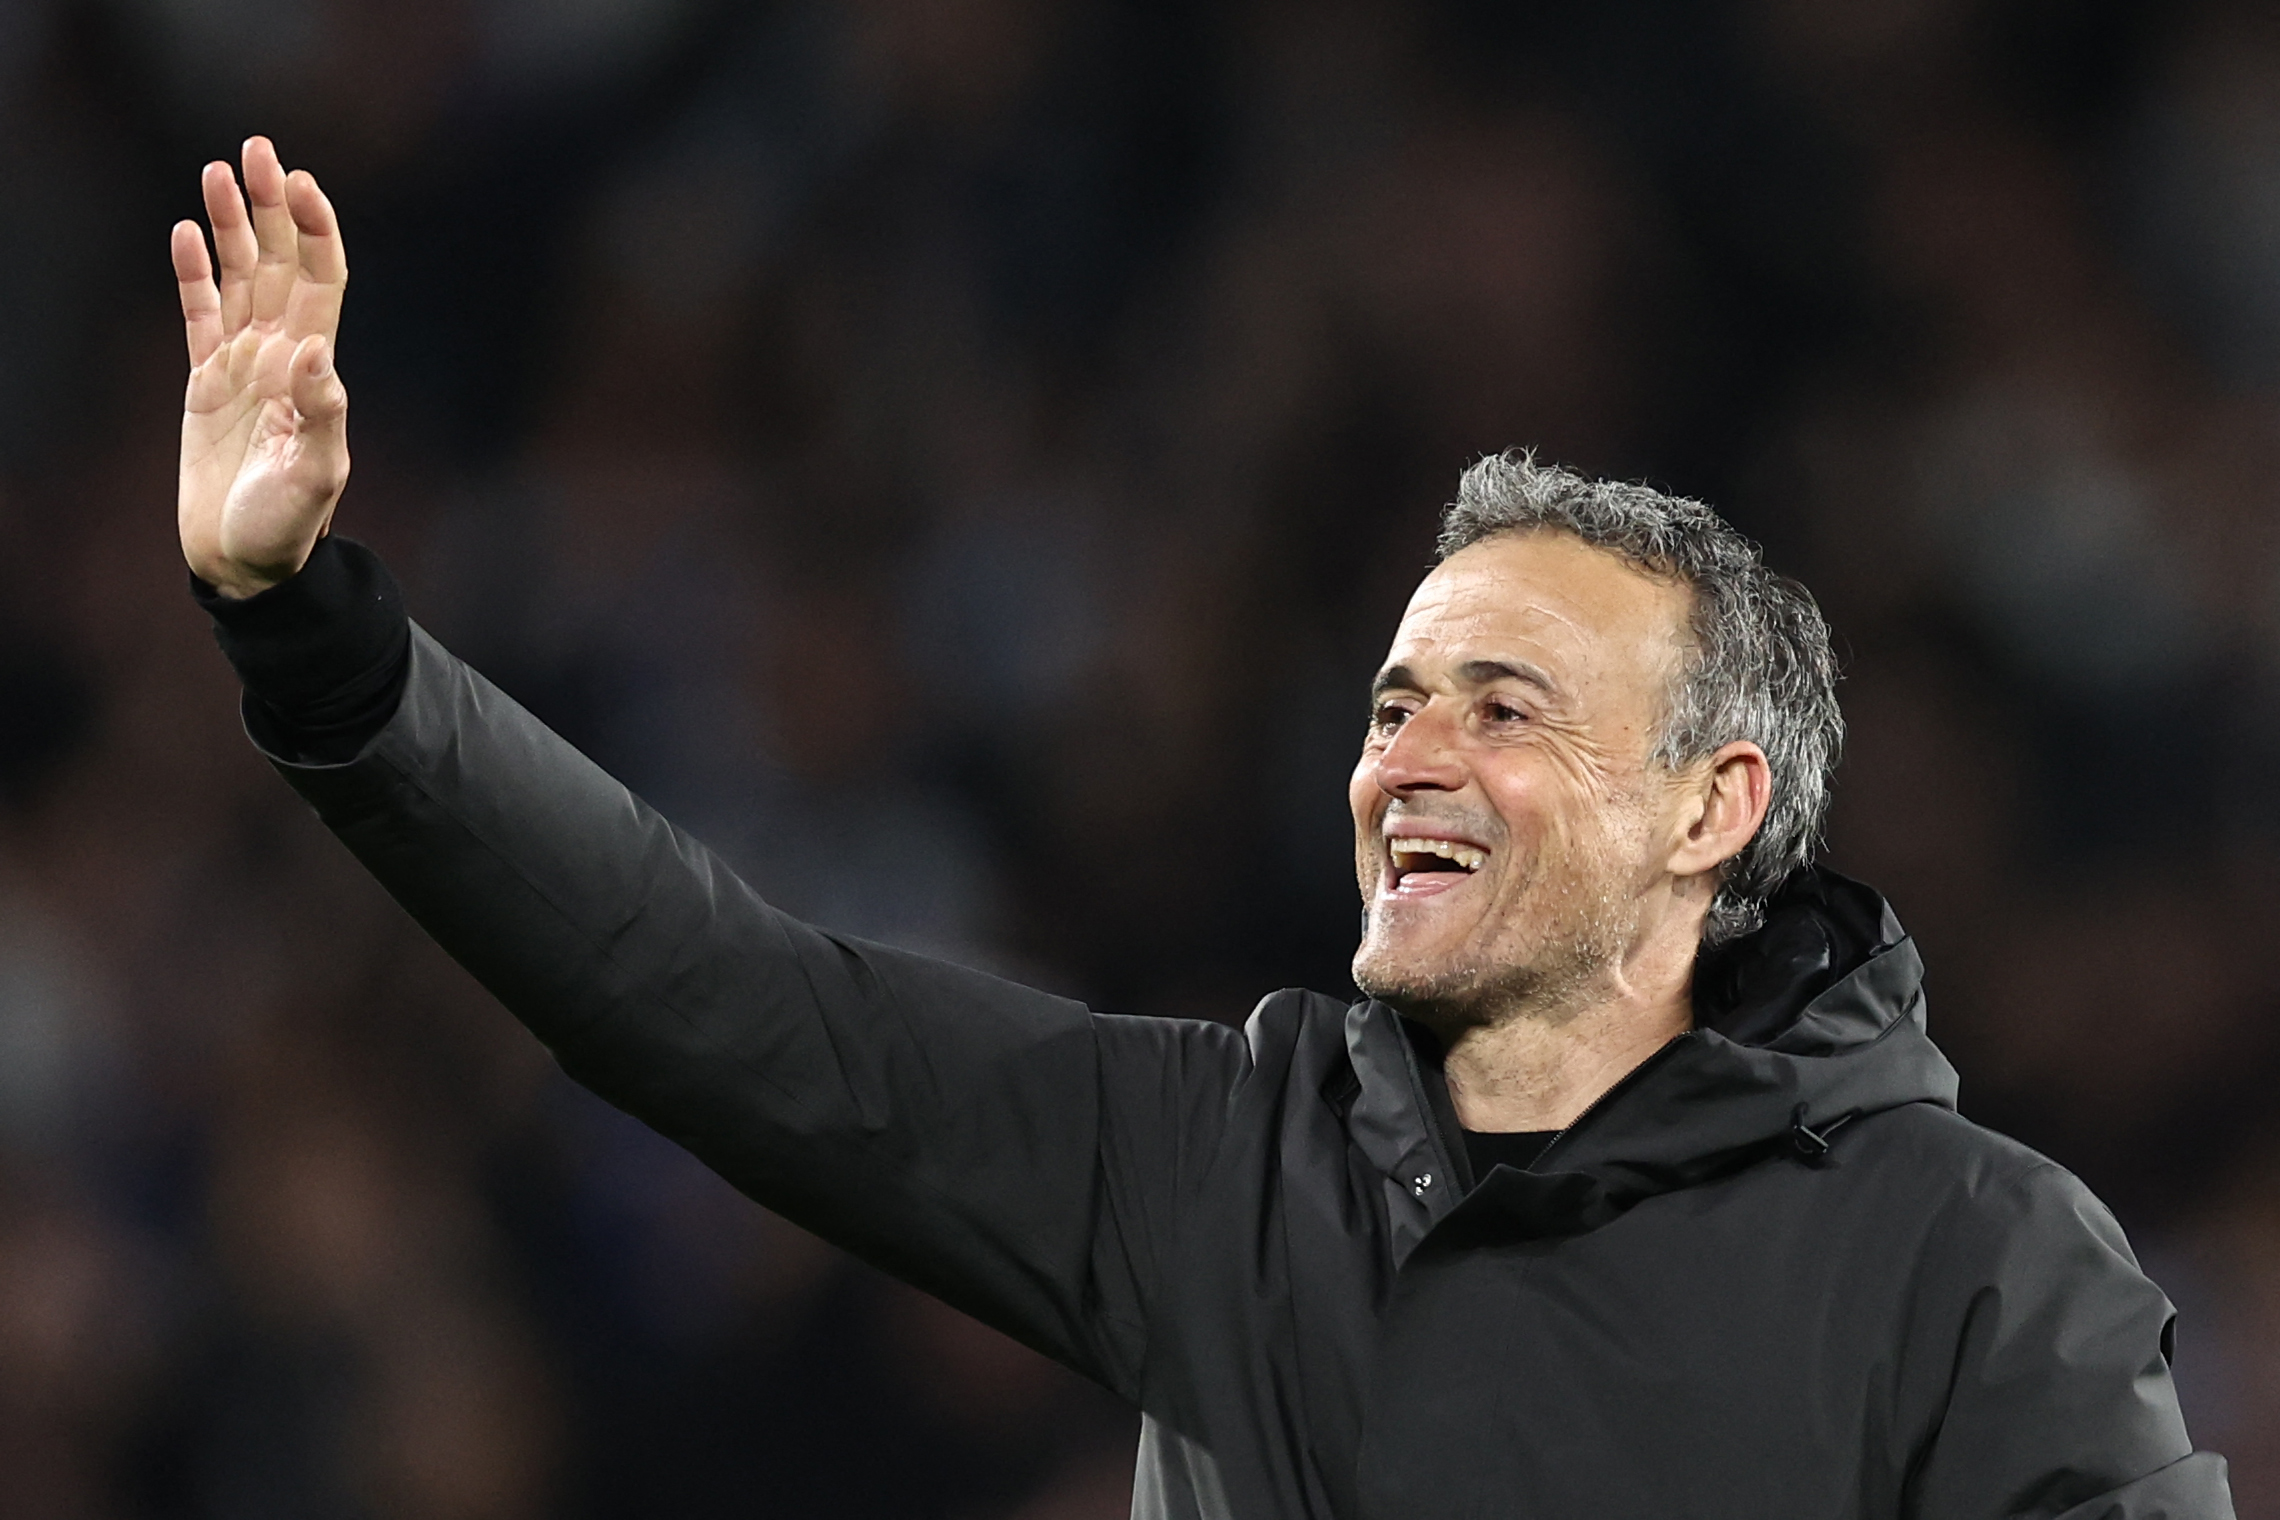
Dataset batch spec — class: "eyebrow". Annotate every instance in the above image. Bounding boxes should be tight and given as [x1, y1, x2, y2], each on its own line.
[1369, 658, 1559, 702]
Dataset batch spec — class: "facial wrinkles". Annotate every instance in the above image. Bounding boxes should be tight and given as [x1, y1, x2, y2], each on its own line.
[1365, 602, 1626, 881]
[1415, 567, 1661, 753]
[1482, 767, 1652, 1008]
[1359, 702, 1644, 1019]
[1365, 652, 1637, 838]
[1363, 786, 1641, 1030]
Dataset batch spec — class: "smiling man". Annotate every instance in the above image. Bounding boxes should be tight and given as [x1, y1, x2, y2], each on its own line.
[176, 141, 2231, 1519]
[1352, 521, 1787, 1149]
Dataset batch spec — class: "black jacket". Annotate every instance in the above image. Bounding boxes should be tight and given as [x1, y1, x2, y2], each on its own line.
[207, 541, 2232, 1519]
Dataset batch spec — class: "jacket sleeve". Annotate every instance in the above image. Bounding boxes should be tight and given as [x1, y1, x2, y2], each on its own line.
[1906, 1160, 2234, 1519]
[263, 623, 1250, 1401]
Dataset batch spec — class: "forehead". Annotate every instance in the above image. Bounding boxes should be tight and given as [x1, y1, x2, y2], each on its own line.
[1385, 531, 1693, 699]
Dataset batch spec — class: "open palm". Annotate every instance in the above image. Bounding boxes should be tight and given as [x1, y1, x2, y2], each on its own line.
[174, 136, 350, 600]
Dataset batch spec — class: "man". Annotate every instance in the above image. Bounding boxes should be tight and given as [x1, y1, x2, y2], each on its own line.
[174, 139, 2231, 1518]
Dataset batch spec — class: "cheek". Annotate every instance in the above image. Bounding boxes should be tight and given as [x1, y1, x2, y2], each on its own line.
[1487, 738, 1632, 835]
[1472, 758, 1550, 842]
[1348, 751, 1380, 823]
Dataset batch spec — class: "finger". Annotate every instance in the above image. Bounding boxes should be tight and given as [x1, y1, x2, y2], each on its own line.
[282, 169, 348, 344]
[241, 135, 298, 327]
[201, 159, 256, 334]
[172, 220, 224, 366]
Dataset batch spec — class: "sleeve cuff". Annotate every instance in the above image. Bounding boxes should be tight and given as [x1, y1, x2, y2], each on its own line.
[193, 535, 412, 762]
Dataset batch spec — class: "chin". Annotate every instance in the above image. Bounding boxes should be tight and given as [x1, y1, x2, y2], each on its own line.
[1355, 924, 1604, 1030]
[1352, 943, 1496, 1028]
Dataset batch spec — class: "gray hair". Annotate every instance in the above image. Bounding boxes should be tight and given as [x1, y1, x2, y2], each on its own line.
[1438, 451, 1842, 946]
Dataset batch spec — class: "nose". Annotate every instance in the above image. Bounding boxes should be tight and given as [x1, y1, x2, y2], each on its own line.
[1371, 702, 1467, 797]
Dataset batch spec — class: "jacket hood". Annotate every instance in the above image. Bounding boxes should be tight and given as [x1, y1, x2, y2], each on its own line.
[1345, 867, 1959, 1247]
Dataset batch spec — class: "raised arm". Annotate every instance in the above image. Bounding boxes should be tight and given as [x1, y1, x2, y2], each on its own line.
[170, 142, 1256, 1402]
[287, 623, 1165, 1386]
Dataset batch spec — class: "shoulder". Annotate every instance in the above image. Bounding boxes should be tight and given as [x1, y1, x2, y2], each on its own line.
[1858, 1101, 2068, 1185]
[1855, 1104, 2145, 1281]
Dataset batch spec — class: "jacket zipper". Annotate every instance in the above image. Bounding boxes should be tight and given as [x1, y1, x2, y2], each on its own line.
[1528, 1029, 1698, 1172]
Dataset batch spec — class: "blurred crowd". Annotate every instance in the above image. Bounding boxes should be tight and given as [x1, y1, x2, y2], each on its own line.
[2, 0, 2279, 1513]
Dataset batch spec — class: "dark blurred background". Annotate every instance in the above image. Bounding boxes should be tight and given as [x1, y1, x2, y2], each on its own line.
[1, 0, 2277, 1513]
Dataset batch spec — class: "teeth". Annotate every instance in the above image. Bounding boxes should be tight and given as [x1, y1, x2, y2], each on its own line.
[1389, 837, 1486, 871]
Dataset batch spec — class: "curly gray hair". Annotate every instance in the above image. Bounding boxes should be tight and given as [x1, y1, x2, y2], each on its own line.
[1438, 452, 1842, 946]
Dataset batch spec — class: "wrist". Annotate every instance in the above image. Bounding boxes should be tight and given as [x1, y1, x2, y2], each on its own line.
[196, 568, 284, 601]
[187, 542, 316, 600]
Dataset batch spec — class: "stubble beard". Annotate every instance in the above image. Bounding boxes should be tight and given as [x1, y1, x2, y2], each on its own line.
[1354, 808, 1648, 1036]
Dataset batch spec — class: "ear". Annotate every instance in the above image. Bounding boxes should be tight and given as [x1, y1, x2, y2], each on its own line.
[1666, 740, 1772, 881]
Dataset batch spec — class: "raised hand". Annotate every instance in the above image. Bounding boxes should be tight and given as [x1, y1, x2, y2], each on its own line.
[174, 137, 350, 600]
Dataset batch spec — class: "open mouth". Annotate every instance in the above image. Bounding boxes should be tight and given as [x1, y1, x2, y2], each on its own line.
[1384, 836, 1487, 897]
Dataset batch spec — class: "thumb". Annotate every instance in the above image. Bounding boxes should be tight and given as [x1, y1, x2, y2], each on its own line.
[289, 335, 348, 433]
[287, 335, 350, 503]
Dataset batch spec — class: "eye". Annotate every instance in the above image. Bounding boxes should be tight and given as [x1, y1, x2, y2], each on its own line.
[1368, 701, 1414, 737]
[1482, 697, 1529, 726]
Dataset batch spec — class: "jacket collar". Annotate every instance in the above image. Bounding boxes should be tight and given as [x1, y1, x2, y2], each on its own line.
[1342, 868, 1959, 1251]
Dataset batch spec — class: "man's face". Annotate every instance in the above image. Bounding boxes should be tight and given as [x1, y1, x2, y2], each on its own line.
[1350, 530, 1696, 1025]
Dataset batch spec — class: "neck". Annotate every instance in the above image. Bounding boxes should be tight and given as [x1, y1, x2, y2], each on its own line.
[1434, 924, 1698, 1133]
